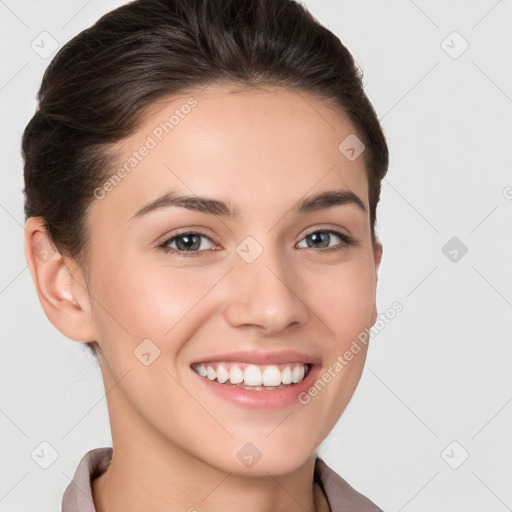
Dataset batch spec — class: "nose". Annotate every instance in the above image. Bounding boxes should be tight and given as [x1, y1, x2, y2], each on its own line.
[222, 245, 310, 335]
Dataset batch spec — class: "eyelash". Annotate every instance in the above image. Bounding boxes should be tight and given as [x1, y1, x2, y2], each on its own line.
[157, 229, 358, 258]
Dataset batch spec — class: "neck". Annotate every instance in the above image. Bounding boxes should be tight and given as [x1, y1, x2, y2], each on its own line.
[91, 371, 328, 512]
[92, 443, 326, 512]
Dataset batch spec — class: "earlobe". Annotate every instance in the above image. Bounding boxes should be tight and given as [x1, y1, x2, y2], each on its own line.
[24, 217, 96, 343]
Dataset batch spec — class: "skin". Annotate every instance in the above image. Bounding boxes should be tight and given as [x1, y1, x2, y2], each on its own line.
[24, 84, 383, 512]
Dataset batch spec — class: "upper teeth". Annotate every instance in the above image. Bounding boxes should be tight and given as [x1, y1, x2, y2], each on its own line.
[192, 362, 309, 386]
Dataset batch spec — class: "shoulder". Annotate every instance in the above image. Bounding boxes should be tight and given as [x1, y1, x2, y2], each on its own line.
[314, 456, 385, 512]
[61, 447, 112, 512]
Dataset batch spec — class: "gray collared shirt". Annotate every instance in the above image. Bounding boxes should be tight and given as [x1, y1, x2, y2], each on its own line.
[61, 447, 384, 512]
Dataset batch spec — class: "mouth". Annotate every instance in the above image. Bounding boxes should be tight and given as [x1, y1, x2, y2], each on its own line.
[191, 361, 312, 391]
[189, 350, 322, 410]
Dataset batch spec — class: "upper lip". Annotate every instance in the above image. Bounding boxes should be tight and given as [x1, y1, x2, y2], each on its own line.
[190, 350, 322, 366]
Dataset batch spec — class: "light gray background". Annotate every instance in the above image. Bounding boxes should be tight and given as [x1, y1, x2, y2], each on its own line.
[1, 0, 511, 511]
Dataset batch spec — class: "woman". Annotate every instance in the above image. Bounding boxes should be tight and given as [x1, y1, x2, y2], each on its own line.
[22, 0, 388, 510]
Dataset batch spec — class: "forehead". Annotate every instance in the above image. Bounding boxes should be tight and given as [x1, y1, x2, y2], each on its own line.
[89, 84, 369, 225]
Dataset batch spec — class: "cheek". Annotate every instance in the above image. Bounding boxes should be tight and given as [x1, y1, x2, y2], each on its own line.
[298, 257, 377, 342]
[89, 253, 229, 356]
[90, 248, 376, 358]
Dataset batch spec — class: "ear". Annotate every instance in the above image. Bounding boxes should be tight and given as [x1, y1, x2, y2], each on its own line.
[24, 216, 96, 343]
[370, 238, 383, 325]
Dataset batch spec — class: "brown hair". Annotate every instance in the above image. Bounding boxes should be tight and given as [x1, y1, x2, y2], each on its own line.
[22, 0, 388, 358]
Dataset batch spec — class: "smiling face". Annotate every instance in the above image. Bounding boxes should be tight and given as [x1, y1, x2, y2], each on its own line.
[76, 83, 382, 475]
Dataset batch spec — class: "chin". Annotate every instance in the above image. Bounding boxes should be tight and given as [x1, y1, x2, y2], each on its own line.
[200, 435, 317, 477]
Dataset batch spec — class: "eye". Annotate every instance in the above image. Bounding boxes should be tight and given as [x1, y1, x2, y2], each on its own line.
[158, 231, 216, 257]
[296, 229, 356, 252]
[158, 228, 357, 258]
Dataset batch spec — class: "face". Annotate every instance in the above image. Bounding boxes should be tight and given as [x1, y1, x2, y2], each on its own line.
[78, 84, 382, 475]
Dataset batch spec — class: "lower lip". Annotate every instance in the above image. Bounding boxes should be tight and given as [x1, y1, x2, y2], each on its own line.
[191, 364, 321, 410]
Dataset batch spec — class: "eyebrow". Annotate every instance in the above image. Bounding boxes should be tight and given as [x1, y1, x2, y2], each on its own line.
[129, 189, 366, 222]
